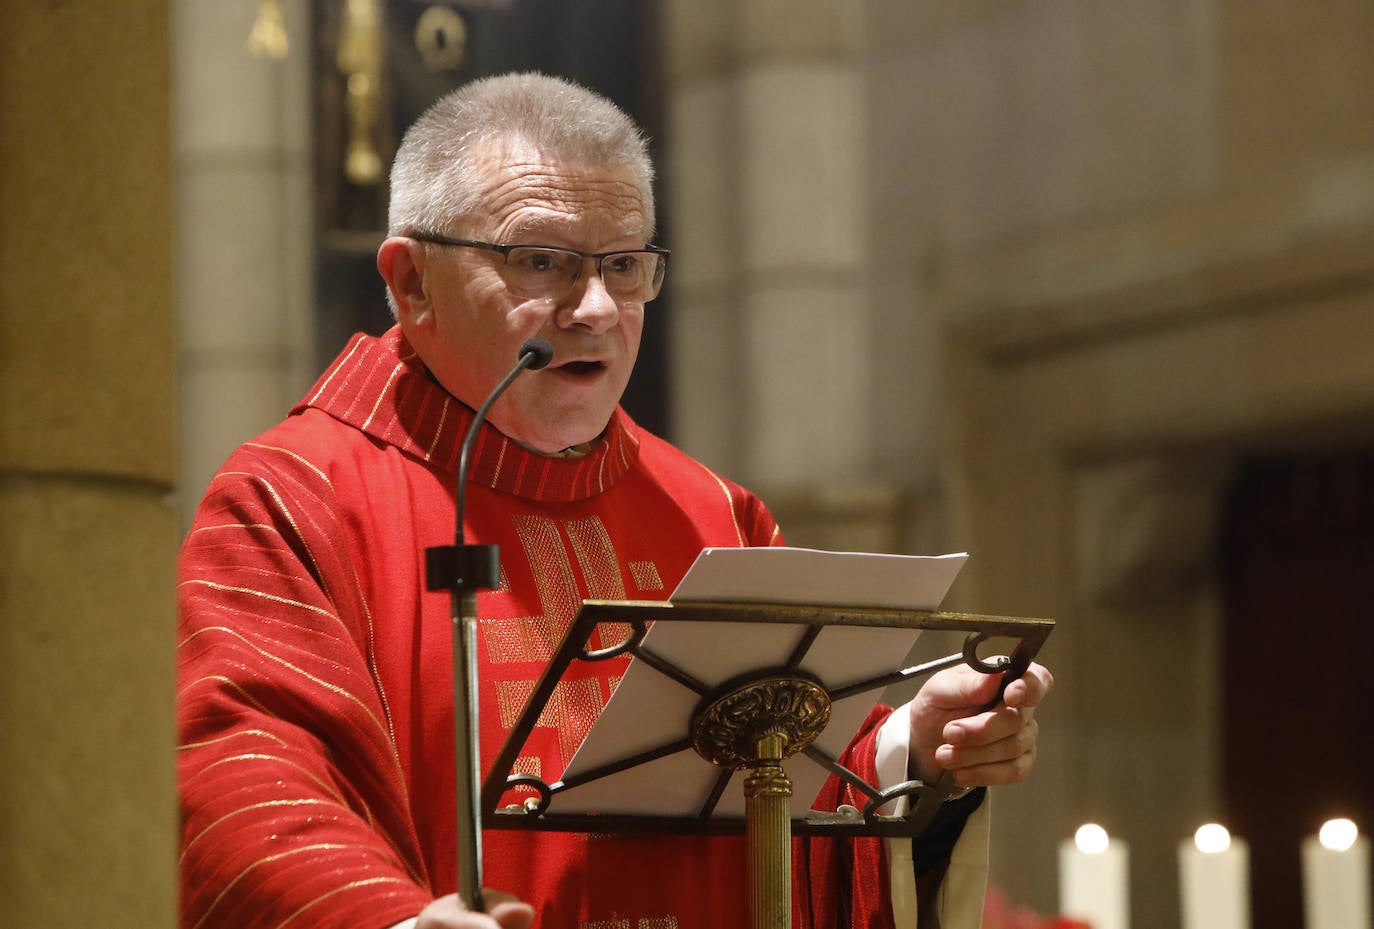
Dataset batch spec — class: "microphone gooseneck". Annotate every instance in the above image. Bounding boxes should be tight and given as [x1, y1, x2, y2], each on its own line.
[455, 338, 554, 543]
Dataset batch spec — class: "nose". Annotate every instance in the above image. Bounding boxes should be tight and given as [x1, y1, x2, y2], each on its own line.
[558, 262, 621, 333]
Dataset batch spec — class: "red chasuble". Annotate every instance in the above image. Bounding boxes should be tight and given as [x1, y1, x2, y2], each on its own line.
[178, 327, 895, 929]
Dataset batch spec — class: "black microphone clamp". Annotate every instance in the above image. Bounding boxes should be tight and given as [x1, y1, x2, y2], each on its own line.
[424, 544, 500, 594]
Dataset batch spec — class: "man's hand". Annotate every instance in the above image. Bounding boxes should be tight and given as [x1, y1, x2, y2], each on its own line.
[417, 890, 535, 929]
[908, 661, 1054, 788]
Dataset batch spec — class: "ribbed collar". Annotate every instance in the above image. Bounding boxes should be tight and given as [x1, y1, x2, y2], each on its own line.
[294, 326, 641, 503]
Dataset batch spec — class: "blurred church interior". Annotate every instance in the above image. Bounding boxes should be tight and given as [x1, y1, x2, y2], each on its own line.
[4, 2, 1372, 926]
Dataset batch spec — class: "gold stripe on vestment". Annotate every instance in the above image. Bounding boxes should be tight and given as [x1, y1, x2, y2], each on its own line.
[547, 677, 604, 766]
[178, 727, 288, 751]
[243, 442, 332, 484]
[190, 842, 354, 929]
[494, 678, 535, 729]
[178, 625, 398, 777]
[181, 797, 336, 864]
[272, 875, 416, 929]
[628, 560, 663, 592]
[564, 516, 626, 600]
[481, 614, 560, 665]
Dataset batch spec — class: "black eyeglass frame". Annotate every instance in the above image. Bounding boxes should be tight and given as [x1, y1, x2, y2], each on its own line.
[407, 231, 670, 300]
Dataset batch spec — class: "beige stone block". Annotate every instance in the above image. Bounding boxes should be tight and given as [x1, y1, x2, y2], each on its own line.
[670, 292, 745, 475]
[1221, 0, 1374, 187]
[764, 480, 910, 553]
[740, 63, 866, 275]
[859, 0, 1021, 54]
[174, 0, 300, 158]
[1301, 154, 1374, 231]
[868, 269, 939, 484]
[0, 479, 178, 927]
[667, 78, 738, 292]
[738, 0, 865, 59]
[663, 0, 740, 82]
[178, 162, 297, 353]
[741, 280, 869, 485]
[178, 355, 300, 512]
[863, 55, 939, 268]
[0, 2, 175, 484]
[280, 157, 317, 374]
[869, 0, 1217, 249]
[278, 0, 315, 157]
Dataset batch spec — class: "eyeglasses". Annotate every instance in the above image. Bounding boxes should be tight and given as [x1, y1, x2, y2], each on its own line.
[409, 232, 669, 303]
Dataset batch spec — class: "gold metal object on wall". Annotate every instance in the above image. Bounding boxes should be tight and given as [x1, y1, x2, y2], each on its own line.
[415, 6, 467, 72]
[247, 0, 289, 59]
[337, 0, 384, 185]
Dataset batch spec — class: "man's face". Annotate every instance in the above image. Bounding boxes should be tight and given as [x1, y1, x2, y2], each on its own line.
[394, 143, 651, 454]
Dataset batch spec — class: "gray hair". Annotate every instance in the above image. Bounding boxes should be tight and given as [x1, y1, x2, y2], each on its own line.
[387, 72, 656, 238]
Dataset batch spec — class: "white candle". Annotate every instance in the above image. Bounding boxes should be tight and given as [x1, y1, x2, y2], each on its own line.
[1179, 823, 1250, 929]
[1059, 823, 1130, 929]
[1302, 818, 1371, 929]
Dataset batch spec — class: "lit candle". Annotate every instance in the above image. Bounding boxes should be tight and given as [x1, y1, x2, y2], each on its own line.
[1059, 823, 1130, 929]
[1302, 818, 1371, 929]
[1179, 823, 1250, 929]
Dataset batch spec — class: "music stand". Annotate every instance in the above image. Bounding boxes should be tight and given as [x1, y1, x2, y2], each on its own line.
[479, 598, 1054, 928]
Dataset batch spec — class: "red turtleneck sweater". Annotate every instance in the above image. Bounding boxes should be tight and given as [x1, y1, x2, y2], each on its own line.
[177, 327, 894, 929]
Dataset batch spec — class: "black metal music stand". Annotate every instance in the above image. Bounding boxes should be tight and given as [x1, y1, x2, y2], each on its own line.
[475, 598, 1054, 928]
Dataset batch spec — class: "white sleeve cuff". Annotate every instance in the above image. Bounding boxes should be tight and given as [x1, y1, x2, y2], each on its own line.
[388, 919, 419, 929]
[874, 699, 915, 816]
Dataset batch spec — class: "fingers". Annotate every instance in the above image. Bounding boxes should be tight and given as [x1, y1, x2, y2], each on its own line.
[488, 901, 536, 929]
[909, 660, 1053, 787]
[925, 660, 1054, 713]
[937, 715, 1040, 786]
[479, 889, 535, 929]
[1002, 662, 1054, 709]
[417, 892, 536, 929]
[933, 661, 1052, 788]
[921, 662, 1004, 711]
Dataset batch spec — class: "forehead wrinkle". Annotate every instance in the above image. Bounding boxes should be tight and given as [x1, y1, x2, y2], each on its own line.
[477, 160, 648, 243]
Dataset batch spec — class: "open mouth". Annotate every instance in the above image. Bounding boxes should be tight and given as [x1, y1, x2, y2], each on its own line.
[554, 360, 606, 377]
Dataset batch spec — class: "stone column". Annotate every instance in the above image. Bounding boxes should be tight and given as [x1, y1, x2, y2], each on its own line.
[665, 0, 906, 549]
[174, 0, 315, 518]
[0, 4, 177, 925]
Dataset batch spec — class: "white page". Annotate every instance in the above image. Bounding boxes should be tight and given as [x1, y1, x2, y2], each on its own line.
[553, 549, 966, 818]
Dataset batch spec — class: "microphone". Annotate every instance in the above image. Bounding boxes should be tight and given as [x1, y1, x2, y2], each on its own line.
[424, 336, 553, 913]
[519, 336, 554, 372]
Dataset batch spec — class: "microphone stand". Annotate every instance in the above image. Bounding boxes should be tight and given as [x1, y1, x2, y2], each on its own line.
[424, 338, 553, 912]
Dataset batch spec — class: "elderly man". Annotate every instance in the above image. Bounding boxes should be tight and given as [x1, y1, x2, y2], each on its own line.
[177, 72, 1051, 929]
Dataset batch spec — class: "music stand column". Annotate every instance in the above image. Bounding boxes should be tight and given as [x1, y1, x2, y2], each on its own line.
[745, 732, 792, 929]
[692, 674, 834, 929]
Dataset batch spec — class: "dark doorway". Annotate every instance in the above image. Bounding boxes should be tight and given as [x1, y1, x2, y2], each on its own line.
[1218, 454, 1374, 929]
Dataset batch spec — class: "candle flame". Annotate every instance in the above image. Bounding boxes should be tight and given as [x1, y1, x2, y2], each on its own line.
[1194, 823, 1232, 853]
[1074, 823, 1111, 854]
[1318, 817, 1359, 852]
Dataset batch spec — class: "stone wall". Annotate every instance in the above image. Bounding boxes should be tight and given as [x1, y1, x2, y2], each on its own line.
[663, 1, 1374, 925]
[0, 3, 178, 924]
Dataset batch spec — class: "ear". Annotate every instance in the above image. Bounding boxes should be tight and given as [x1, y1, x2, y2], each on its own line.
[377, 236, 434, 327]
